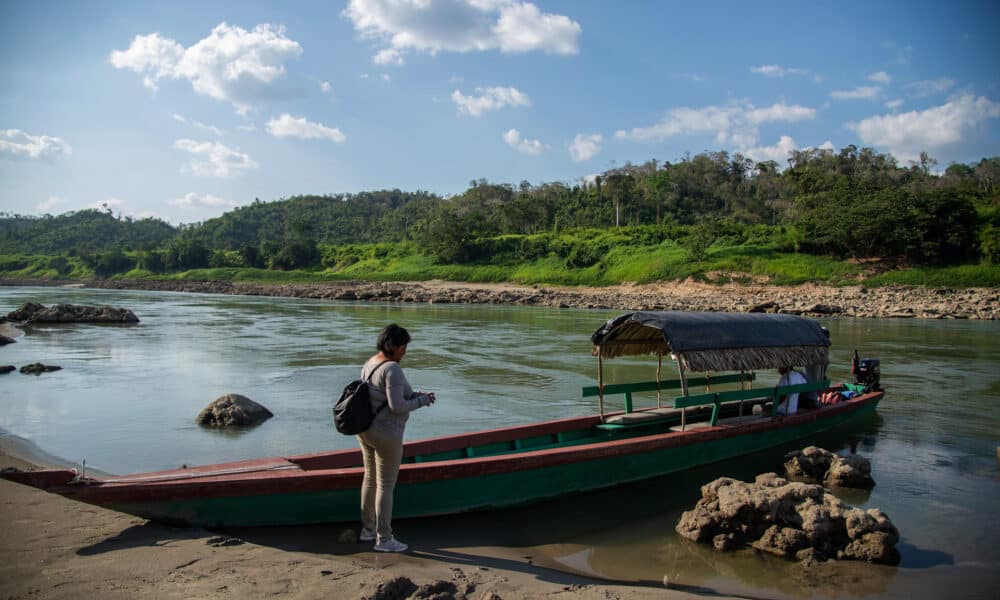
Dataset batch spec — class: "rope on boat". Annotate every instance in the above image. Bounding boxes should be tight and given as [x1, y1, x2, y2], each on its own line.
[99, 463, 302, 484]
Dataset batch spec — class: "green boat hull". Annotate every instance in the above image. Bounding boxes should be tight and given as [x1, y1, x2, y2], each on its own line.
[106, 397, 879, 527]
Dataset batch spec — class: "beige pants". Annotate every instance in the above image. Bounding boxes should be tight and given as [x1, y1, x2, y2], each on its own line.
[357, 425, 404, 541]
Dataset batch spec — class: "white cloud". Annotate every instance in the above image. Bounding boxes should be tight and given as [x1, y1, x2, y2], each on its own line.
[90, 197, 124, 212]
[907, 78, 956, 98]
[173, 139, 259, 177]
[502, 128, 547, 154]
[373, 48, 404, 65]
[343, 0, 580, 64]
[850, 94, 1000, 163]
[320, 81, 335, 98]
[172, 113, 223, 136]
[382, 73, 391, 82]
[750, 64, 809, 78]
[37, 196, 67, 213]
[742, 135, 800, 165]
[830, 86, 881, 100]
[169, 192, 239, 209]
[265, 114, 346, 142]
[744, 136, 835, 166]
[868, 71, 892, 84]
[885, 98, 904, 110]
[568, 133, 602, 162]
[0, 129, 72, 161]
[110, 23, 303, 114]
[451, 86, 530, 117]
[678, 73, 706, 82]
[614, 100, 816, 148]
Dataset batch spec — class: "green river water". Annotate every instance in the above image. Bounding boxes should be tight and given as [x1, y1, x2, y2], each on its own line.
[0, 286, 997, 598]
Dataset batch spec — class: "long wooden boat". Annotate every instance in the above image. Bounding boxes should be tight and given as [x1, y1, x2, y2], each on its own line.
[1, 311, 883, 527]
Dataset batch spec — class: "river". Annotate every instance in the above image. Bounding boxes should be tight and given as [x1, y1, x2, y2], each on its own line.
[0, 286, 997, 598]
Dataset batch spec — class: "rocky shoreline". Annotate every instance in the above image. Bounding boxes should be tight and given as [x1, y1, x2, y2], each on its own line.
[2, 277, 998, 319]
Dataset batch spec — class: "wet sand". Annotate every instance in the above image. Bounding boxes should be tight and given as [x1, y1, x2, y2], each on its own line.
[0, 435, 731, 600]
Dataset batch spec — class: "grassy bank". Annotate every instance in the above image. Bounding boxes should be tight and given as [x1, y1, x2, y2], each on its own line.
[0, 242, 1000, 288]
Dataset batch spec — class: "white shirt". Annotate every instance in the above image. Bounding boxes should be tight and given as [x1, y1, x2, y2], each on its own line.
[777, 370, 807, 415]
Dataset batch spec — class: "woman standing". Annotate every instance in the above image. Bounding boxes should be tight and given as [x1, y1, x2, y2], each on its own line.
[357, 323, 435, 552]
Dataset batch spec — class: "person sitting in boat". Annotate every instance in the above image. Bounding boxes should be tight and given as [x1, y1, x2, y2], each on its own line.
[776, 366, 807, 415]
[357, 324, 436, 553]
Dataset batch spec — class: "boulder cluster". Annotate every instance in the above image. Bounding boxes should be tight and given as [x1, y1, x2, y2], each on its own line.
[197, 394, 273, 428]
[6, 302, 139, 323]
[676, 472, 900, 565]
[785, 446, 875, 489]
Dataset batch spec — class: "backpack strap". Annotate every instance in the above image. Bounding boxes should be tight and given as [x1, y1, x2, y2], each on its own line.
[364, 360, 393, 417]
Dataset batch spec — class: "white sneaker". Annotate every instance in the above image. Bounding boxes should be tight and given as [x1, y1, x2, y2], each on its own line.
[359, 528, 376, 542]
[373, 536, 408, 553]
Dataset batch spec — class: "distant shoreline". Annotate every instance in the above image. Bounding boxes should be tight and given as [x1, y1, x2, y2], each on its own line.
[1, 277, 997, 319]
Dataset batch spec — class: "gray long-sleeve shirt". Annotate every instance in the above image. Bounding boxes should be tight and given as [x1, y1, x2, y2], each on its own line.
[362, 358, 427, 438]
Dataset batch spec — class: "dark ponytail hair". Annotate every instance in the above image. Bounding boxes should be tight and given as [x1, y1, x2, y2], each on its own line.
[377, 323, 411, 355]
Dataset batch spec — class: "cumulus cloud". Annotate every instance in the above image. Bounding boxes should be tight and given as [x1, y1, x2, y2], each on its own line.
[906, 78, 956, 98]
[830, 86, 881, 100]
[319, 81, 335, 98]
[169, 192, 239, 209]
[173, 139, 259, 177]
[885, 98, 904, 110]
[343, 0, 580, 64]
[568, 133, 602, 162]
[850, 94, 1000, 163]
[614, 100, 816, 148]
[742, 136, 835, 165]
[110, 22, 303, 114]
[750, 64, 809, 78]
[373, 48, 404, 65]
[265, 114, 346, 142]
[502, 129, 547, 154]
[0, 129, 72, 161]
[742, 135, 800, 164]
[451, 86, 530, 117]
[868, 71, 892, 84]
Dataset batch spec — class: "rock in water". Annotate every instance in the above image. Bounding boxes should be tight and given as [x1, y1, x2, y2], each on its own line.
[6, 302, 139, 323]
[785, 446, 875, 489]
[197, 394, 273, 428]
[676, 473, 899, 565]
[20, 363, 62, 375]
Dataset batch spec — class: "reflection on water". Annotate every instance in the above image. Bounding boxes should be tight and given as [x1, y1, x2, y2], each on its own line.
[1, 286, 998, 599]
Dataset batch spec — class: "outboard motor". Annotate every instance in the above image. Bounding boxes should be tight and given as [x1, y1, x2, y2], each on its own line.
[855, 358, 881, 390]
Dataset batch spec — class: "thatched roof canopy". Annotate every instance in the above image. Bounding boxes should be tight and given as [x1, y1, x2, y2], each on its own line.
[591, 311, 829, 372]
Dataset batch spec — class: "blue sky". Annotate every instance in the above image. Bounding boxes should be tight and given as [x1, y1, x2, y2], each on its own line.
[1, 0, 998, 224]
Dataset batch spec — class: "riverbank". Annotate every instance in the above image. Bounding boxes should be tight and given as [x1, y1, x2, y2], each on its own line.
[3, 277, 998, 319]
[0, 436, 730, 600]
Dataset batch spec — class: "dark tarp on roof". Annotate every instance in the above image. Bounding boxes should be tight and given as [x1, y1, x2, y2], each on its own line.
[591, 311, 830, 372]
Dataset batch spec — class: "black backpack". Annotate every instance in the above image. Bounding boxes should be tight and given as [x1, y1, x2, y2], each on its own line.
[333, 361, 390, 435]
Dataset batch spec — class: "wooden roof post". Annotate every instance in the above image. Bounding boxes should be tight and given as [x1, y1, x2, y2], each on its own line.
[597, 349, 605, 423]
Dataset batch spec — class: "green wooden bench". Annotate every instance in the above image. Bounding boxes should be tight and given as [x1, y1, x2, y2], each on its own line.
[583, 373, 755, 430]
[673, 379, 831, 429]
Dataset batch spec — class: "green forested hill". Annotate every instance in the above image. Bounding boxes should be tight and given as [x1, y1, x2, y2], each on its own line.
[0, 209, 177, 254]
[1, 148, 998, 285]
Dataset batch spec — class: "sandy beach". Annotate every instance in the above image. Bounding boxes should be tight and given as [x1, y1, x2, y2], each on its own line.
[0, 434, 735, 600]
